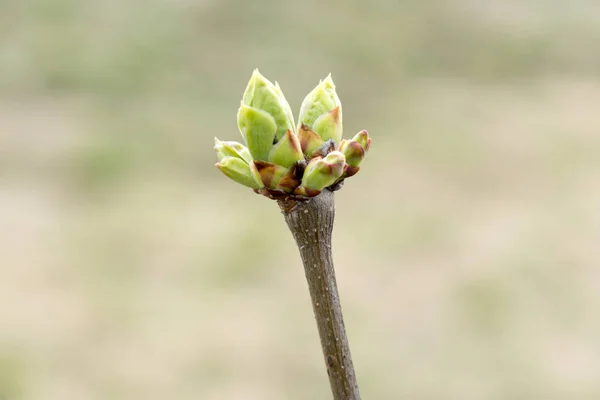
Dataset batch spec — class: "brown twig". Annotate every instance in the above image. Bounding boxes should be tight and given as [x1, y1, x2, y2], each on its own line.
[278, 189, 361, 400]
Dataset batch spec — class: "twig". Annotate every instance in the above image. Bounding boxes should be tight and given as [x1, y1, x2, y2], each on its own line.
[278, 189, 361, 400]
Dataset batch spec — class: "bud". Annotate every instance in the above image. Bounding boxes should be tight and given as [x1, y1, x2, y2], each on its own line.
[351, 129, 371, 152]
[250, 160, 289, 190]
[275, 162, 303, 192]
[298, 124, 324, 157]
[268, 129, 303, 168]
[298, 74, 343, 143]
[214, 138, 252, 164]
[216, 157, 261, 189]
[239, 69, 295, 146]
[237, 105, 277, 162]
[339, 139, 365, 167]
[299, 151, 346, 192]
[216, 70, 371, 197]
[312, 106, 342, 143]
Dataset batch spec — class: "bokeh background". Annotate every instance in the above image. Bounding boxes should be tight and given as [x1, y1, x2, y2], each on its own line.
[2, 0, 600, 398]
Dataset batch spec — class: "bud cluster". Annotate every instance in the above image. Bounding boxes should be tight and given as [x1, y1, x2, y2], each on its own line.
[215, 69, 371, 199]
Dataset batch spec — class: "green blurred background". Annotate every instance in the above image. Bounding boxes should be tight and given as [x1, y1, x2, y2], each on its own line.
[2, 0, 600, 398]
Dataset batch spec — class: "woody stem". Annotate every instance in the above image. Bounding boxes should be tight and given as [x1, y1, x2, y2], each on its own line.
[278, 189, 361, 400]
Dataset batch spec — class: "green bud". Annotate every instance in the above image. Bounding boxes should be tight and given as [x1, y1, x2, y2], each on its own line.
[241, 69, 295, 142]
[250, 160, 289, 190]
[297, 74, 342, 142]
[214, 138, 252, 164]
[299, 151, 346, 191]
[339, 139, 365, 167]
[217, 70, 370, 197]
[268, 129, 304, 168]
[298, 124, 325, 157]
[237, 104, 277, 162]
[216, 157, 261, 189]
[312, 106, 342, 143]
[351, 129, 371, 152]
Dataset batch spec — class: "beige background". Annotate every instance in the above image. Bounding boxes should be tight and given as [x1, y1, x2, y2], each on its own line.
[1, 0, 600, 398]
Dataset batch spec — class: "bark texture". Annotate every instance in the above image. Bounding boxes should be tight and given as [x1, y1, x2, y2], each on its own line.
[278, 189, 361, 400]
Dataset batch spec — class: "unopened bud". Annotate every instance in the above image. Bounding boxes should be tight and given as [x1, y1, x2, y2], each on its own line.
[216, 157, 261, 189]
[351, 129, 371, 152]
[214, 138, 252, 164]
[250, 160, 289, 190]
[339, 139, 365, 167]
[312, 105, 342, 143]
[298, 74, 343, 143]
[241, 69, 295, 142]
[298, 124, 324, 157]
[299, 151, 346, 192]
[268, 129, 303, 168]
[237, 104, 277, 162]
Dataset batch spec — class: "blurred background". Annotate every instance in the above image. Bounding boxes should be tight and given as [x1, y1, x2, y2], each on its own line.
[1, 0, 600, 398]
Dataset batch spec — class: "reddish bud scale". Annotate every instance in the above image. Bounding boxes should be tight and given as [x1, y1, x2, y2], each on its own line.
[344, 165, 360, 178]
[294, 186, 322, 197]
[252, 160, 286, 188]
[298, 124, 324, 157]
[276, 163, 303, 192]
